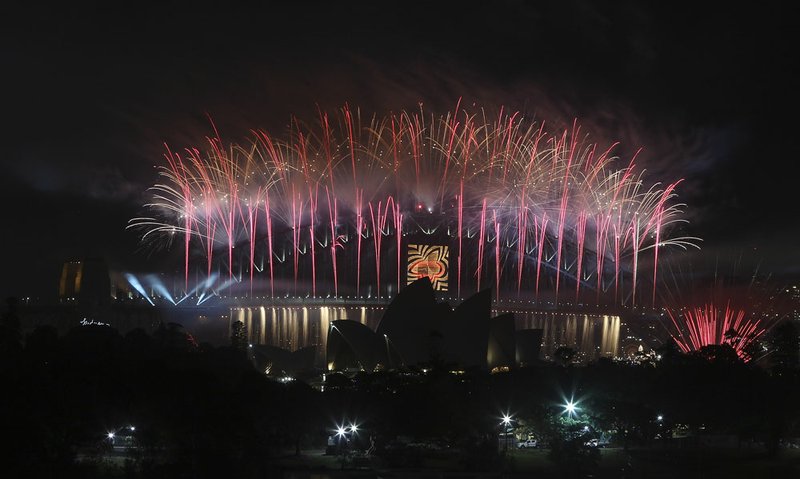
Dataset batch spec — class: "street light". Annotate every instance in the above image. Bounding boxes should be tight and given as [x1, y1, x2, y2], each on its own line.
[335, 424, 348, 469]
[563, 399, 579, 418]
[500, 413, 513, 453]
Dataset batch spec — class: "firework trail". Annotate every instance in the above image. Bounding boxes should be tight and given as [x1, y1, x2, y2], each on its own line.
[658, 261, 790, 361]
[129, 103, 699, 305]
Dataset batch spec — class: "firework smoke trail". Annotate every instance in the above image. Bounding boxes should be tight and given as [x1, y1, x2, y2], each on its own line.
[530, 215, 545, 300]
[515, 188, 527, 296]
[326, 186, 338, 297]
[476, 198, 488, 293]
[457, 180, 464, 298]
[264, 191, 274, 297]
[308, 188, 318, 298]
[162, 144, 194, 292]
[595, 212, 609, 304]
[368, 199, 391, 298]
[642, 180, 684, 307]
[206, 122, 239, 288]
[438, 97, 462, 209]
[395, 202, 402, 294]
[630, 216, 640, 306]
[129, 105, 698, 304]
[247, 199, 258, 296]
[575, 212, 587, 303]
[291, 188, 301, 294]
[344, 104, 357, 185]
[295, 127, 319, 297]
[356, 189, 363, 297]
[309, 224, 316, 297]
[320, 108, 335, 196]
[494, 210, 501, 302]
[252, 129, 287, 297]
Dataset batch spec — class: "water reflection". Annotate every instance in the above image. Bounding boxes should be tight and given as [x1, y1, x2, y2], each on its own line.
[231, 306, 620, 364]
[507, 310, 620, 360]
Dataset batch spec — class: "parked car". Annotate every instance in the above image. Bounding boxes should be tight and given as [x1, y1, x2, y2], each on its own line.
[517, 439, 537, 449]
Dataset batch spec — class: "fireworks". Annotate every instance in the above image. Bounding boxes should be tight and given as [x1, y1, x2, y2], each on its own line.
[665, 303, 766, 361]
[129, 103, 698, 305]
[660, 269, 791, 361]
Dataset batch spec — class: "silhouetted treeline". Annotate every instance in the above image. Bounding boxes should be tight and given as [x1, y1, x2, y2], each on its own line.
[1, 297, 798, 478]
[0, 307, 327, 478]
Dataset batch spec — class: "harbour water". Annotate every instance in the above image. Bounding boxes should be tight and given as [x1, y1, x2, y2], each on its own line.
[229, 305, 621, 365]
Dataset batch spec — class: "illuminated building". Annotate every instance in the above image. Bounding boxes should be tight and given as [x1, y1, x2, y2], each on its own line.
[58, 258, 111, 308]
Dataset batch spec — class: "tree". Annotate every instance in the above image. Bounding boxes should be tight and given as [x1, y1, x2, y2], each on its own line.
[153, 321, 195, 352]
[554, 347, 576, 367]
[231, 320, 248, 350]
[549, 414, 601, 479]
[0, 297, 23, 360]
[695, 343, 742, 365]
[770, 321, 799, 374]
[24, 325, 59, 366]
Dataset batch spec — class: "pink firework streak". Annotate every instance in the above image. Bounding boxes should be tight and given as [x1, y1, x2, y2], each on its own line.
[659, 272, 794, 362]
[665, 302, 766, 361]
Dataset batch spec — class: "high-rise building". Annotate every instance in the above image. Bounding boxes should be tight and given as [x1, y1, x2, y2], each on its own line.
[58, 258, 111, 308]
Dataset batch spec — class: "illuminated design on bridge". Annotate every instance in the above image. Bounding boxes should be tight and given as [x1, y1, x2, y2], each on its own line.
[407, 244, 449, 291]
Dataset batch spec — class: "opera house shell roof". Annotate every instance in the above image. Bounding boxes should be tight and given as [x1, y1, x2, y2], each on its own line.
[326, 278, 542, 372]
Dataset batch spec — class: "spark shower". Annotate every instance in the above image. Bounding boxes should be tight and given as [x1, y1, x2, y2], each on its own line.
[130, 102, 699, 306]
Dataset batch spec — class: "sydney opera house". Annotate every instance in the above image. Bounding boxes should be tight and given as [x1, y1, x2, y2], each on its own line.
[236, 277, 622, 376]
[325, 277, 543, 373]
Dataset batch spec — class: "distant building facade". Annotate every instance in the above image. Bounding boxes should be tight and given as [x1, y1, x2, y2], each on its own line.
[59, 258, 111, 308]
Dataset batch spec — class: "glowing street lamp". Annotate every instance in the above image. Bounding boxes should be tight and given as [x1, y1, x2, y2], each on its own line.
[563, 398, 580, 418]
[502, 415, 512, 427]
[500, 413, 513, 452]
[333, 424, 349, 469]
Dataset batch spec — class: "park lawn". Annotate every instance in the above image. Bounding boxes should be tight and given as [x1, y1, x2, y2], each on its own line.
[507, 447, 627, 475]
[272, 447, 800, 479]
[625, 447, 800, 479]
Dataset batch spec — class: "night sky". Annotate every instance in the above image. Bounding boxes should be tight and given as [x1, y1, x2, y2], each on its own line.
[2, 1, 797, 299]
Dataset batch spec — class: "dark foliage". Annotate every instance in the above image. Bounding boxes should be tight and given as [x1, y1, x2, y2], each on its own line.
[2, 296, 799, 478]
